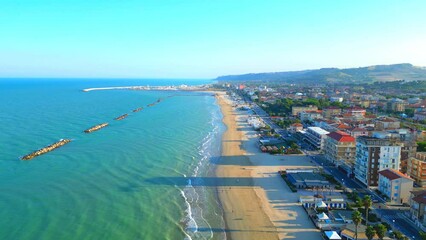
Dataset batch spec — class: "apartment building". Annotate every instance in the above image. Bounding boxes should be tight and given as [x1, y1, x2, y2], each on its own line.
[378, 169, 413, 204]
[304, 127, 329, 150]
[408, 190, 426, 231]
[324, 131, 356, 175]
[354, 136, 402, 187]
[407, 152, 426, 187]
[292, 105, 318, 116]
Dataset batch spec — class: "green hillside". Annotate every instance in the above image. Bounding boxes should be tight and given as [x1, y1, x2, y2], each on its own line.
[216, 63, 426, 84]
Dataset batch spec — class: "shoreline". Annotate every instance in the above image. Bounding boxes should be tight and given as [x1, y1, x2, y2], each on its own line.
[215, 92, 279, 240]
[214, 92, 321, 239]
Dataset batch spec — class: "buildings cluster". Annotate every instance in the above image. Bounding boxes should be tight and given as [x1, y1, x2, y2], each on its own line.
[288, 104, 426, 231]
[229, 83, 426, 232]
[237, 83, 426, 121]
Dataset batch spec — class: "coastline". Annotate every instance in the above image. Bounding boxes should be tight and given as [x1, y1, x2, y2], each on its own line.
[214, 92, 321, 239]
[215, 92, 279, 240]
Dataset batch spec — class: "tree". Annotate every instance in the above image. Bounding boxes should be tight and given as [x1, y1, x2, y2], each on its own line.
[418, 141, 426, 152]
[352, 210, 362, 240]
[363, 195, 372, 226]
[375, 224, 387, 240]
[365, 225, 376, 240]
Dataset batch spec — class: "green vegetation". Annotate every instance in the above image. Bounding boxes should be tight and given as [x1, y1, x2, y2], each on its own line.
[363, 196, 372, 226]
[365, 225, 376, 240]
[391, 231, 408, 240]
[374, 224, 387, 240]
[352, 210, 362, 240]
[347, 192, 362, 206]
[217, 63, 426, 84]
[262, 97, 345, 116]
[418, 141, 426, 152]
[420, 231, 426, 240]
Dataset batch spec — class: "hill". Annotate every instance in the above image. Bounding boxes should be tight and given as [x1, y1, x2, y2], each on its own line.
[216, 63, 426, 84]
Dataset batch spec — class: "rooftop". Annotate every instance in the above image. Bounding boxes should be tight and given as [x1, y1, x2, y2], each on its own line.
[327, 131, 355, 143]
[307, 127, 329, 135]
[412, 191, 426, 204]
[378, 169, 413, 181]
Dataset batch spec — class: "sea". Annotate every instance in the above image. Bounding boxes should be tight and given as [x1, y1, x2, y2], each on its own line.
[0, 79, 227, 240]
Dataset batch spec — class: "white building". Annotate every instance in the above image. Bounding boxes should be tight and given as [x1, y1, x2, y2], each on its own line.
[330, 97, 344, 103]
[354, 136, 402, 187]
[378, 169, 413, 204]
[304, 127, 329, 150]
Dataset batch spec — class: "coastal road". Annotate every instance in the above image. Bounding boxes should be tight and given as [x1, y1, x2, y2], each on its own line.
[308, 154, 386, 203]
[375, 208, 421, 240]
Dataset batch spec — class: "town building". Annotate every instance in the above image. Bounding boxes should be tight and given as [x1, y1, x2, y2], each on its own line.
[292, 105, 318, 116]
[330, 97, 344, 103]
[407, 152, 426, 187]
[324, 131, 356, 175]
[287, 172, 330, 189]
[304, 127, 330, 150]
[387, 98, 406, 112]
[414, 111, 426, 121]
[289, 123, 303, 133]
[322, 106, 342, 118]
[344, 107, 366, 118]
[314, 119, 338, 132]
[375, 117, 401, 130]
[354, 136, 402, 187]
[378, 169, 413, 204]
[408, 190, 426, 231]
[347, 127, 369, 138]
[299, 110, 322, 122]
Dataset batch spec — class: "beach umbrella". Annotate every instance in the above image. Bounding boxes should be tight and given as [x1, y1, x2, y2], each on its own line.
[317, 212, 329, 220]
[324, 231, 341, 240]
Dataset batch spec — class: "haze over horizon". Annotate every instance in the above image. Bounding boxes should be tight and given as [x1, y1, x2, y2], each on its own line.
[1, 0, 426, 79]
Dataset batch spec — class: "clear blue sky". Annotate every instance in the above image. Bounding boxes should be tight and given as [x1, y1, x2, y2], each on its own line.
[1, 0, 425, 78]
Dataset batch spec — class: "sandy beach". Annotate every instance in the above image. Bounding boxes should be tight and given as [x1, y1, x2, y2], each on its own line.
[215, 92, 321, 240]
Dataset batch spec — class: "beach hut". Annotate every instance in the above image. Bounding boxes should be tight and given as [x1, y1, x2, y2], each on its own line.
[324, 231, 341, 240]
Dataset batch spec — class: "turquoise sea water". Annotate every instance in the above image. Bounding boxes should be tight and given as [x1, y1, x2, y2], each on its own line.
[0, 79, 226, 240]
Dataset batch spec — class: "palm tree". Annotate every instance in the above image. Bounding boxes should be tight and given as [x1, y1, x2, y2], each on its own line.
[366, 225, 376, 240]
[363, 195, 372, 226]
[375, 223, 387, 240]
[352, 210, 362, 240]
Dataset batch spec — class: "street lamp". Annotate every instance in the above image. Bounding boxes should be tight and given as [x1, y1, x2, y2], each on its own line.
[392, 219, 395, 230]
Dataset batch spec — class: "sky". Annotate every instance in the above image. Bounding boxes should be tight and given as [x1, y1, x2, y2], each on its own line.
[0, 0, 426, 78]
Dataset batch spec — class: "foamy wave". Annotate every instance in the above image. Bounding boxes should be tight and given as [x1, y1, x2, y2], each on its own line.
[180, 97, 226, 240]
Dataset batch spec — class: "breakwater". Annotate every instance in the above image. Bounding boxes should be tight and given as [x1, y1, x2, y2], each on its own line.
[21, 139, 71, 160]
[84, 123, 109, 133]
[114, 114, 128, 121]
[21, 93, 171, 159]
[132, 107, 143, 112]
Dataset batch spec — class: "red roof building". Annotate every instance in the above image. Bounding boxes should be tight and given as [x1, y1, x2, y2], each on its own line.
[324, 131, 356, 174]
[378, 169, 413, 204]
[326, 131, 355, 143]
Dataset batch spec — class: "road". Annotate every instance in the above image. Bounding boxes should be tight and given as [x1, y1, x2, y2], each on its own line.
[376, 208, 421, 240]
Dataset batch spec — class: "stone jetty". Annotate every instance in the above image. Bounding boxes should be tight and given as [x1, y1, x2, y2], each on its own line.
[84, 123, 109, 133]
[21, 139, 71, 160]
[114, 114, 128, 121]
